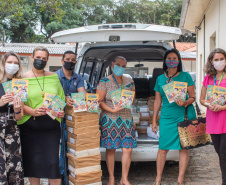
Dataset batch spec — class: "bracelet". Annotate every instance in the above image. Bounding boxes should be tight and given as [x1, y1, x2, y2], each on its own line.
[190, 97, 196, 101]
[15, 110, 21, 114]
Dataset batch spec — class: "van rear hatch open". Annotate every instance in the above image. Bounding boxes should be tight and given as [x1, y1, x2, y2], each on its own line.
[51, 23, 183, 43]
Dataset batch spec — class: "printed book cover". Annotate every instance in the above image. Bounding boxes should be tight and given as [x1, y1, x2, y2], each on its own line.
[109, 88, 122, 108]
[48, 95, 66, 119]
[172, 81, 188, 102]
[211, 85, 226, 106]
[205, 85, 214, 105]
[86, 93, 99, 113]
[42, 93, 56, 119]
[71, 92, 86, 112]
[2, 81, 12, 95]
[12, 79, 28, 102]
[121, 89, 135, 109]
[162, 81, 174, 103]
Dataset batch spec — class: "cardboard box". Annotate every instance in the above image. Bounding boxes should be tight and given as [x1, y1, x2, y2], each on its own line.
[69, 181, 102, 185]
[139, 112, 151, 121]
[69, 164, 101, 175]
[67, 125, 100, 135]
[137, 105, 149, 113]
[68, 141, 100, 152]
[68, 130, 100, 141]
[66, 119, 99, 128]
[68, 148, 100, 158]
[67, 153, 101, 169]
[69, 174, 101, 185]
[136, 125, 149, 134]
[68, 136, 100, 146]
[69, 170, 102, 181]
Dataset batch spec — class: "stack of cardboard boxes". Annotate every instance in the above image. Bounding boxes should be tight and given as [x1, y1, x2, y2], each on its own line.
[65, 106, 102, 185]
[133, 97, 161, 135]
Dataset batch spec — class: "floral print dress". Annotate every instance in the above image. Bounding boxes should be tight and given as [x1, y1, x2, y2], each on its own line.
[0, 84, 24, 185]
[97, 76, 137, 149]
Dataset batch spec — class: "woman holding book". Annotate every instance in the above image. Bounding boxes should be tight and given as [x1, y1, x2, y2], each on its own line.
[152, 49, 196, 185]
[18, 46, 65, 185]
[97, 56, 136, 185]
[200, 48, 226, 184]
[0, 51, 24, 185]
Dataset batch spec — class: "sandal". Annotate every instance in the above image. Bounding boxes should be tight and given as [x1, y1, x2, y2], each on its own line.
[177, 182, 185, 185]
[153, 181, 161, 185]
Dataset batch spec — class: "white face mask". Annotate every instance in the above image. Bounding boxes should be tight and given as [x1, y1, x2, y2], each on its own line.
[5, 63, 19, 76]
[213, 60, 226, 71]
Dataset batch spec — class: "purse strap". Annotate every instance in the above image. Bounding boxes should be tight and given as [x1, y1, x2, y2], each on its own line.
[184, 101, 201, 121]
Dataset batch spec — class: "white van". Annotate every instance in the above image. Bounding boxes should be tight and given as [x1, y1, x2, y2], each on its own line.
[51, 23, 190, 162]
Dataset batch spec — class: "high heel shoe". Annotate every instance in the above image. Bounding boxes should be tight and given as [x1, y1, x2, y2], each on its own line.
[153, 181, 161, 185]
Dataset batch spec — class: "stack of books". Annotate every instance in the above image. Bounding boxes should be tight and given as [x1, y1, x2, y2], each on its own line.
[65, 106, 102, 185]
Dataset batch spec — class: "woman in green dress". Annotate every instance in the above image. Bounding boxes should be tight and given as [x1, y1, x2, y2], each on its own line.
[152, 49, 196, 185]
[18, 46, 65, 185]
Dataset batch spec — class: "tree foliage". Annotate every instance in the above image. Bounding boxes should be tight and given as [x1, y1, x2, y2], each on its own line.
[0, 0, 195, 43]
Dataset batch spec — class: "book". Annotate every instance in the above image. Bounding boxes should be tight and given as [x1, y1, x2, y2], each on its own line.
[109, 88, 122, 108]
[172, 81, 188, 102]
[121, 89, 135, 109]
[211, 86, 226, 106]
[86, 93, 99, 113]
[42, 93, 56, 118]
[48, 95, 66, 119]
[162, 81, 174, 103]
[162, 81, 188, 103]
[2, 81, 12, 95]
[71, 92, 87, 112]
[12, 79, 29, 102]
[204, 85, 214, 105]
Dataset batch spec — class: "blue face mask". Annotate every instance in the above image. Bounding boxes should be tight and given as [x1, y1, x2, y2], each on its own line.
[113, 65, 125, 76]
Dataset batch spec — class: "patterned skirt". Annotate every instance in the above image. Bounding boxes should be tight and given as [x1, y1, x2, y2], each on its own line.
[100, 114, 137, 149]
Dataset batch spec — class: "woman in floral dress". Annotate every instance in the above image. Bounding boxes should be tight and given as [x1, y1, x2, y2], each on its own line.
[97, 56, 137, 185]
[0, 52, 24, 185]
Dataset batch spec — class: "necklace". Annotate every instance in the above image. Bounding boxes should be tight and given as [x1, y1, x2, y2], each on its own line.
[32, 69, 45, 98]
[112, 74, 123, 90]
[166, 70, 178, 84]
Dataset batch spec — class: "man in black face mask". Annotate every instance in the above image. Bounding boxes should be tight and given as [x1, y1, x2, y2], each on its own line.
[56, 51, 86, 185]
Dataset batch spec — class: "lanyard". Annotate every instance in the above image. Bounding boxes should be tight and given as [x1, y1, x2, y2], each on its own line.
[64, 78, 72, 96]
[214, 73, 224, 86]
[112, 74, 123, 90]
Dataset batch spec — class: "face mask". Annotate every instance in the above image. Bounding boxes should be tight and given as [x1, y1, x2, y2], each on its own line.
[166, 60, 179, 68]
[5, 63, 19, 75]
[113, 65, 125, 76]
[64, 61, 75, 70]
[33, 59, 47, 70]
[213, 60, 226, 71]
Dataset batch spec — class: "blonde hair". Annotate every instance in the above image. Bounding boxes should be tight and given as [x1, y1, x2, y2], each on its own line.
[0, 51, 23, 83]
[204, 48, 226, 76]
[32, 46, 49, 59]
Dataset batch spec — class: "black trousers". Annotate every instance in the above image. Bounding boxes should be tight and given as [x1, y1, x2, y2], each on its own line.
[211, 134, 226, 185]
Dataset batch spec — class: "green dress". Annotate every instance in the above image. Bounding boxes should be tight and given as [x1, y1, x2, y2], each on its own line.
[154, 71, 196, 150]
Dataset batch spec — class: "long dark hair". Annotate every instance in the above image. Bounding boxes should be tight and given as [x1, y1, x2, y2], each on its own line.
[163, 49, 182, 73]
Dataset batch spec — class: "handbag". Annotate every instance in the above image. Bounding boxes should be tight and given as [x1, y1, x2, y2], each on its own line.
[177, 102, 210, 149]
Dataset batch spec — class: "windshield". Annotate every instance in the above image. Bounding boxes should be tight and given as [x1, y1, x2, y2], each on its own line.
[124, 61, 163, 79]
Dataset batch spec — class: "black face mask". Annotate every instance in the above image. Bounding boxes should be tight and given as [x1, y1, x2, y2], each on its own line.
[64, 61, 75, 70]
[33, 59, 47, 70]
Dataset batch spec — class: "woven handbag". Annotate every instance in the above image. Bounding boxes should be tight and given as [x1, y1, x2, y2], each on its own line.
[177, 102, 210, 149]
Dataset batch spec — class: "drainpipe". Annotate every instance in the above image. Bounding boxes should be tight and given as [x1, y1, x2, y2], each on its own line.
[204, 15, 206, 64]
[173, 40, 176, 49]
[75, 42, 79, 55]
